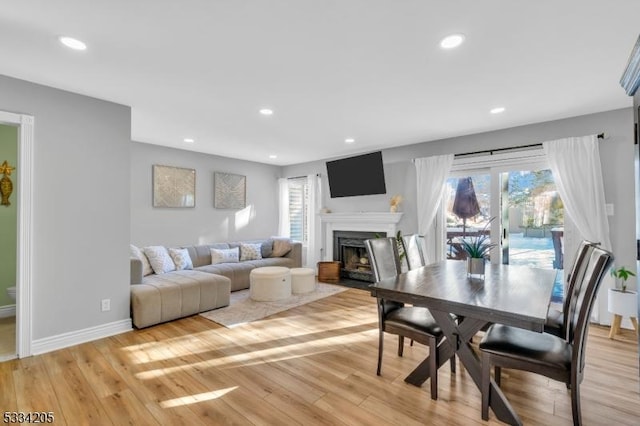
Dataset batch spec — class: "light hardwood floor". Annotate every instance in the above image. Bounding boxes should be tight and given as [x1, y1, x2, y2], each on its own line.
[0, 288, 638, 425]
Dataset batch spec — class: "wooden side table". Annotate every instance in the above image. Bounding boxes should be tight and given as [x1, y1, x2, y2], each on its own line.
[317, 261, 341, 283]
[607, 288, 638, 339]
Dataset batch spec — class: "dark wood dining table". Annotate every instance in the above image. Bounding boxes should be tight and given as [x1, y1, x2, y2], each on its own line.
[370, 260, 557, 426]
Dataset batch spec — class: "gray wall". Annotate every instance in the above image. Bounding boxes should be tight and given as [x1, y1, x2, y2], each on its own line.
[130, 142, 281, 247]
[283, 108, 637, 286]
[0, 75, 131, 340]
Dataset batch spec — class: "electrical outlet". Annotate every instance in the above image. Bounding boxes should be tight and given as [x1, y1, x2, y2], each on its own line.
[101, 299, 111, 312]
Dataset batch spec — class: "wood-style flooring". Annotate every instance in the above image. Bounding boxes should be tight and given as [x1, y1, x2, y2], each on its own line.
[0, 288, 638, 425]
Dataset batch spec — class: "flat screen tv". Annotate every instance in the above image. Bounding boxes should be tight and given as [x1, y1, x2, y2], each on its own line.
[326, 151, 387, 198]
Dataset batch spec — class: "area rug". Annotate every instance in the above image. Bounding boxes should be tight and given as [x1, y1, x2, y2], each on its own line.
[199, 283, 347, 328]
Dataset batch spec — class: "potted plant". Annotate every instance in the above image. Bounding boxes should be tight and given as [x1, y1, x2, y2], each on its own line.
[458, 219, 496, 277]
[610, 266, 636, 292]
[607, 265, 637, 339]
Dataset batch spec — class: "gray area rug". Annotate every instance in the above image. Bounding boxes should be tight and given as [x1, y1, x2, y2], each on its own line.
[199, 283, 347, 328]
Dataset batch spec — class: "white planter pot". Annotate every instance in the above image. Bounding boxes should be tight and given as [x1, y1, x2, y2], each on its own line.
[467, 257, 486, 277]
[607, 288, 638, 317]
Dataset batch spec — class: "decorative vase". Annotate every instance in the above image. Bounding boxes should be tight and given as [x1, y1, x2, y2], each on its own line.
[0, 175, 13, 206]
[467, 257, 486, 278]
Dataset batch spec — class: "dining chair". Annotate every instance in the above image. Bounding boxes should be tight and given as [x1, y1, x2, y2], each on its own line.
[402, 234, 426, 270]
[479, 245, 613, 425]
[544, 240, 598, 338]
[365, 237, 454, 400]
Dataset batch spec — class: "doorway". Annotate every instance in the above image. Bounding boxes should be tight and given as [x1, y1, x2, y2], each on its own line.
[0, 124, 18, 361]
[0, 110, 34, 360]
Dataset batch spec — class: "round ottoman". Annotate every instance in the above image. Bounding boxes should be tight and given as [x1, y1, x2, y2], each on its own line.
[250, 266, 291, 301]
[291, 268, 316, 294]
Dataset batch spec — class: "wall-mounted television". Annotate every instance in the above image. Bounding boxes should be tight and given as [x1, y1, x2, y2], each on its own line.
[326, 151, 387, 198]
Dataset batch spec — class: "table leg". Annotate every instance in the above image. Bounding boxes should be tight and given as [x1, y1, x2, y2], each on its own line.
[407, 310, 523, 426]
[608, 314, 622, 339]
[631, 317, 638, 335]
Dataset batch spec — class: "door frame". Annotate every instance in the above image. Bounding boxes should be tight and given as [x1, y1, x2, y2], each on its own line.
[0, 110, 33, 358]
[446, 149, 549, 264]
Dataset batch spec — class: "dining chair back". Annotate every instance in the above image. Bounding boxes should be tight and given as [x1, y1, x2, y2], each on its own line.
[545, 240, 597, 338]
[479, 245, 613, 425]
[365, 237, 455, 399]
[403, 234, 426, 270]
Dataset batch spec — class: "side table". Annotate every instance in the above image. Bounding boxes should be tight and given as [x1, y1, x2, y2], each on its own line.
[607, 288, 638, 339]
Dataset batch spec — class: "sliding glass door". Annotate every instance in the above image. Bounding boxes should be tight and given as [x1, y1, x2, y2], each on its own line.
[443, 151, 565, 302]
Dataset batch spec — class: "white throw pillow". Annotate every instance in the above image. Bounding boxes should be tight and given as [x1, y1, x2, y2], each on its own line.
[211, 247, 240, 264]
[130, 244, 153, 276]
[143, 246, 176, 274]
[240, 243, 263, 261]
[168, 248, 193, 270]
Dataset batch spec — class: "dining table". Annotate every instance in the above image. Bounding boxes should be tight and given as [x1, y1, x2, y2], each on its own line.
[370, 259, 557, 426]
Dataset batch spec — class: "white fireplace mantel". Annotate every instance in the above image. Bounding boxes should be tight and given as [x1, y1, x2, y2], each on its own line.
[320, 212, 403, 261]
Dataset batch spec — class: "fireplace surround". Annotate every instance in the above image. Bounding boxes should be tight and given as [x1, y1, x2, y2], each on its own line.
[320, 212, 403, 282]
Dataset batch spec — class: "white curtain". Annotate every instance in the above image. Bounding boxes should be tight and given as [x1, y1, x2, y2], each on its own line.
[306, 174, 322, 268]
[277, 178, 290, 237]
[415, 154, 455, 263]
[543, 135, 612, 323]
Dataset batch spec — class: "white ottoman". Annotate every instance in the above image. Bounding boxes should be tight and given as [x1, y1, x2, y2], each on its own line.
[250, 266, 291, 301]
[291, 268, 316, 294]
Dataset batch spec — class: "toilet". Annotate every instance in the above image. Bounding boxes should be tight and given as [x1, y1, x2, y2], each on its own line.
[6, 286, 16, 303]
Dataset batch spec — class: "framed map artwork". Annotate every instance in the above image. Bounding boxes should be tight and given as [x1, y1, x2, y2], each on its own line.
[152, 165, 196, 208]
[214, 172, 246, 209]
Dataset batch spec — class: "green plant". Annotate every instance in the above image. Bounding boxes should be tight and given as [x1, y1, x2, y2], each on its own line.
[458, 218, 497, 259]
[610, 266, 636, 292]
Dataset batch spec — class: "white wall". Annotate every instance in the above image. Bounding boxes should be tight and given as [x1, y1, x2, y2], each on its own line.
[130, 142, 281, 247]
[283, 108, 637, 321]
[0, 75, 131, 340]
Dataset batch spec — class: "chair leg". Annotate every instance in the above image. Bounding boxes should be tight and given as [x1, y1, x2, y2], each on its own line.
[570, 374, 582, 426]
[398, 336, 404, 357]
[494, 366, 501, 386]
[481, 352, 491, 420]
[429, 337, 438, 400]
[449, 354, 456, 373]
[376, 329, 384, 376]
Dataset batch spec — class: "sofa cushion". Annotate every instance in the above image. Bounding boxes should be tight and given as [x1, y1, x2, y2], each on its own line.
[168, 248, 193, 270]
[186, 243, 230, 268]
[131, 270, 231, 328]
[195, 262, 256, 292]
[130, 244, 153, 276]
[144, 246, 176, 274]
[211, 247, 240, 264]
[240, 243, 263, 261]
[271, 237, 293, 257]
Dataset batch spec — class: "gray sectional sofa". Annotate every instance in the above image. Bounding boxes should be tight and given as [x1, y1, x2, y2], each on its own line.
[130, 239, 302, 328]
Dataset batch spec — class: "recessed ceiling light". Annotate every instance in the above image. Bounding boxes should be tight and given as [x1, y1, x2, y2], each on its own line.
[490, 107, 506, 114]
[440, 34, 465, 49]
[269, 154, 278, 159]
[183, 138, 195, 143]
[59, 36, 87, 51]
[345, 138, 355, 144]
[259, 108, 274, 116]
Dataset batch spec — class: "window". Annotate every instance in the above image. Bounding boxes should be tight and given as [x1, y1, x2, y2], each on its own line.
[288, 177, 309, 243]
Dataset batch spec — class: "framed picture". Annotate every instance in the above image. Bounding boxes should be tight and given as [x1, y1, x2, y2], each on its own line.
[152, 165, 196, 208]
[214, 172, 246, 209]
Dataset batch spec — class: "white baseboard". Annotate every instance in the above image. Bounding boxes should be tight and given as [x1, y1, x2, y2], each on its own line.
[31, 319, 132, 356]
[0, 304, 16, 318]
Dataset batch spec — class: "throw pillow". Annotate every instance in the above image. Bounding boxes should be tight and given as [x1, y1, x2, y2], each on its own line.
[240, 243, 263, 261]
[168, 248, 193, 270]
[143, 246, 176, 274]
[130, 244, 153, 276]
[211, 247, 240, 264]
[271, 237, 292, 257]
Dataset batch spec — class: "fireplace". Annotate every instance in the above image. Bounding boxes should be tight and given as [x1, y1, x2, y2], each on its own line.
[320, 211, 403, 282]
[333, 231, 385, 282]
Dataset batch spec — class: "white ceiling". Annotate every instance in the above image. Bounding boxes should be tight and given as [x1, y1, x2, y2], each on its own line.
[1, 1, 639, 165]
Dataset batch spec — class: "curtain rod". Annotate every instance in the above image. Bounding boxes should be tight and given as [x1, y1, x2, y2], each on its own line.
[287, 173, 321, 180]
[454, 133, 605, 158]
